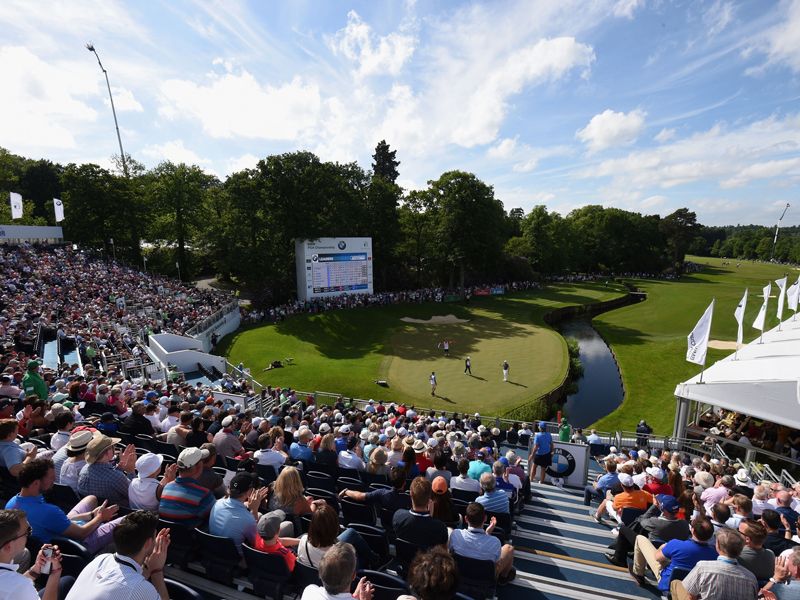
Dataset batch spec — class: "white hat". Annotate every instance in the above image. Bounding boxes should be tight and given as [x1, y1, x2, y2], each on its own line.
[637, 449, 648, 459]
[252, 417, 263, 428]
[427, 437, 438, 448]
[340, 424, 351, 434]
[491, 428, 500, 436]
[609, 446, 618, 453]
[177, 447, 210, 469]
[735, 468, 753, 486]
[360, 430, 370, 441]
[135, 453, 163, 479]
[319, 423, 331, 434]
[646, 467, 665, 480]
[221, 415, 235, 427]
[385, 427, 397, 438]
[474, 413, 480, 417]
[397, 427, 407, 437]
[618, 473, 634, 487]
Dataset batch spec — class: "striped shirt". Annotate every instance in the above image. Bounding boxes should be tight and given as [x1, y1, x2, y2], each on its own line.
[682, 558, 759, 600]
[476, 488, 510, 514]
[158, 476, 215, 527]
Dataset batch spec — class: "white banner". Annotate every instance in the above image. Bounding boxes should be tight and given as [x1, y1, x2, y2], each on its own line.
[790, 277, 800, 314]
[776, 276, 788, 321]
[9, 192, 22, 220]
[753, 301, 768, 332]
[734, 289, 748, 346]
[763, 282, 772, 303]
[687, 300, 714, 366]
[53, 198, 64, 223]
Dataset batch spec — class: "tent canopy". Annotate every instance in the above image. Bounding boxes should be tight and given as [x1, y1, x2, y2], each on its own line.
[675, 318, 800, 431]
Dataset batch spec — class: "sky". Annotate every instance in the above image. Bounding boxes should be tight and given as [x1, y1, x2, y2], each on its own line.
[1, 0, 799, 226]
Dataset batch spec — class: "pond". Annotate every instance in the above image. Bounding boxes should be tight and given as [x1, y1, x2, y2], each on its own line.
[559, 319, 624, 429]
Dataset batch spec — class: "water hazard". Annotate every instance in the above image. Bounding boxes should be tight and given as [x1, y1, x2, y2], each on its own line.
[560, 319, 624, 429]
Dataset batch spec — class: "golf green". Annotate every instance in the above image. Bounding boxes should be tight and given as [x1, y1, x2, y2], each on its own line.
[222, 282, 626, 416]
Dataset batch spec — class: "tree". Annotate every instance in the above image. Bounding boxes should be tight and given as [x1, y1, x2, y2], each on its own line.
[19, 160, 62, 223]
[364, 175, 402, 289]
[660, 208, 698, 269]
[371, 140, 400, 184]
[398, 191, 435, 288]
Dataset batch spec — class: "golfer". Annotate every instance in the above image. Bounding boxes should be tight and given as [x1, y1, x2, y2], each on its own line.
[502, 360, 509, 382]
[430, 371, 437, 396]
[443, 340, 450, 356]
[464, 356, 471, 375]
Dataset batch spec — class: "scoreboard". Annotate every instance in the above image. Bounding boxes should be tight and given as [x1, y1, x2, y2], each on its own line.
[295, 238, 373, 301]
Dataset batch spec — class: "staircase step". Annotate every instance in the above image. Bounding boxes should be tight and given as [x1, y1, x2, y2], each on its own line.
[514, 516, 614, 541]
[509, 569, 658, 600]
[526, 496, 595, 513]
[517, 507, 601, 525]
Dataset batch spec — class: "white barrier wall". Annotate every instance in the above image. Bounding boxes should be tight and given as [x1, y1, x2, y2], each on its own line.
[148, 333, 226, 375]
[194, 310, 241, 352]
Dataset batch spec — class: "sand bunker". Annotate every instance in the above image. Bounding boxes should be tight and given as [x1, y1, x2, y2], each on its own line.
[708, 340, 739, 350]
[401, 314, 470, 324]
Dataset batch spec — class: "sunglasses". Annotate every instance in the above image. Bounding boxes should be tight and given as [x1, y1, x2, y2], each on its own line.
[1, 525, 31, 546]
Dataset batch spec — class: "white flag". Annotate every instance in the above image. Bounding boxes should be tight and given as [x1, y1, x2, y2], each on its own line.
[53, 198, 64, 223]
[9, 192, 22, 220]
[734, 289, 748, 346]
[753, 301, 768, 332]
[687, 300, 714, 366]
[776, 276, 788, 321]
[789, 277, 800, 313]
[763, 282, 772, 303]
[175, 261, 179, 269]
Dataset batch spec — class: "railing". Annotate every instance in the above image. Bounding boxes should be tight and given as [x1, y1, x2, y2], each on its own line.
[186, 300, 240, 337]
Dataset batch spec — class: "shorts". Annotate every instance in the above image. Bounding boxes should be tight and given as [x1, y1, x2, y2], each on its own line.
[533, 453, 552, 467]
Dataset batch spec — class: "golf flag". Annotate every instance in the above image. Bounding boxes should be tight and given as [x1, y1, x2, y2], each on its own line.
[53, 198, 64, 223]
[789, 277, 800, 315]
[753, 301, 768, 331]
[734, 289, 748, 345]
[9, 192, 22, 220]
[763, 282, 772, 303]
[687, 299, 714, 366]
[776, 276, 788, 321]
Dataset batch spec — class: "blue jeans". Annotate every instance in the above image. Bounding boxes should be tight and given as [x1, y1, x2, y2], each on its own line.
[583, 485, 604, 506]
[338, 527, 379, 569]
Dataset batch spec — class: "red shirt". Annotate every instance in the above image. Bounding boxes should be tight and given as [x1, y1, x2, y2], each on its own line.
[643, 482, 673, 496]
[254, 536, 296, 572]
[416, 454, 433, 473]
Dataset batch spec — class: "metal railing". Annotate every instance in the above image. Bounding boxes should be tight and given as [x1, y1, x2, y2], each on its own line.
[186, 300, 240, 337]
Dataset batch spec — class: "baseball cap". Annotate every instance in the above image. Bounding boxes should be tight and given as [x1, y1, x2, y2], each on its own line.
[432, 476, 448, 495]
[618, 473, 634, 487]
[221, 415, 235, 428]
[135, 453, 163, 479]
[340, 424, 351, 434]
[656, 494, 679, 513]
[257, 510, 286, 539]
[85, 435, 120, 464]
[319, 423, 331, 434]
[646, 467, 665, 480]
[427, 437, 438, 448]
[230, 472, 258, 494]
[177, 447, 210, 469]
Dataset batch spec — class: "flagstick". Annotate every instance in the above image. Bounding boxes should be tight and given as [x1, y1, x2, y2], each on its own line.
[699, 364, 705, 384]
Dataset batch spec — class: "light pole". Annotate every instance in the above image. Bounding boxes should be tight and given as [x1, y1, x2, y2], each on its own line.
[86, 43, 129, 178]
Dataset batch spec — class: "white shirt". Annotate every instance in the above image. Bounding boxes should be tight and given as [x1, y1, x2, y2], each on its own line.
[300, 585, 354, 600]
[160, 416, 178, 432]
[65, 553, 159, 600]
[50, 430, 71, 452]
[450, 475, 481, 493]
[128, 477, 160, 511]
[253, 449, 286, 472]
[0, 561, 39, 600]
[337, 450, 365, 471]
[145, 415, 162, 433]
[61, 458, 86, 492]
[296, 534, 330, 568]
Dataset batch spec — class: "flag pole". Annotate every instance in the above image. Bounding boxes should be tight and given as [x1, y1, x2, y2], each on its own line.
[699, 297, 714, 384]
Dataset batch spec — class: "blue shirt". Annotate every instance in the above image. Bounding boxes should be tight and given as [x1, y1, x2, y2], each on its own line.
[334, 437, 347, 453]
[468, 460, 491, 481]
[449, 527, 501, 561]
[659, 538, 718, 592]
[209, 497, 256, 552]
[596, 472, 620, 493]
[476, 488, 510, 514]
[0, 441, 25, 470]
[533, 431, 552, 455]
[5, 494, 71, 542]
[289, 442, 313, 462]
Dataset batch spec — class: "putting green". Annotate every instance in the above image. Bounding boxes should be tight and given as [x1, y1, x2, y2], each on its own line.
[221, 282, 626, 416]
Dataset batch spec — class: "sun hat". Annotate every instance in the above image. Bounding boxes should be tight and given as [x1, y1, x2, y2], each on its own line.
[735, 468, 753, 486]
[432, 476, 448, 495]
[319, 423, 331, 434]
[85, 435, 120, 464]
[66, 429, 97, 453]
[177, 447, 210, 469]
[427, 437, 438, 448]
[135, 453, 163, 479]
[694, 471, 715, 489]
[371, 447, 388, 466]
[384, 426, 397, 439]
[491, 428, 500, 436]
[412, 439, 426, 453]
[257, 510, 286, 539]
[221, 415, 235, 427]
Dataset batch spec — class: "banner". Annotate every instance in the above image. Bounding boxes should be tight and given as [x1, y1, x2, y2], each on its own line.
[753, 301, 767, 332]
[789, 277, 800, 314]
[443, 294, 462, 303]
[53, 198, 65, 223]
[776, 276, 788, 321]
[763, 282, 772, 303]
[734, 289, 748, 346]
[9, 192, 22, 220]
[687, 300, 714, 366]
[473, 287, 491, 296]
[490, 286, 505, 295]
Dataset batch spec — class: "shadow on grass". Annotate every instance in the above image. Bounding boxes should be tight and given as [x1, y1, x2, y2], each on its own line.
[507, 381, 528, 388]
[593, 321, 649, 346]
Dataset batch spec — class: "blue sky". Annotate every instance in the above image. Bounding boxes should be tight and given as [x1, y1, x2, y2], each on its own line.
[1, 0, 799, 226]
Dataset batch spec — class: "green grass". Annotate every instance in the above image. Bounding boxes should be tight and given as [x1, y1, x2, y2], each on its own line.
[593, 256, 795, 434]
[221, 282, 626, 416]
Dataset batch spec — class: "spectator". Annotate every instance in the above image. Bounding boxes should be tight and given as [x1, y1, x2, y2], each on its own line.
[50, 411, 75, 451]
[77, 435, 136, 506]
[6, 458, 122, 554]
[296, 503, 377, 570]
[315, 432, 338, 466]
[366, 447, 389, 476]
[59, 430, 96, 492]
[592, 472, 653, 523]
[253, 509, 299, 572]
[289, 428, 314, 462]
[451, 458, 481, 493]
[22, 360, 47, 400]
[160, 406, 180, 434]
[393, 477, 448, 548]
[158, 447, 215, 527]
[0, 508, 63, 600]
[405, 546, 460, 600]
[672, 528, 758, 600]
[64, 510, 170, 600]
[266, 466, 313, 535]
[528, 421, 553, 484]
[636, 419, 653, 447]
[119, 402, 154, 436]
[430, 476, 459, 527]
[774, 491, 800, 535]
[299, 542, 374, 600]
[467, 450, 491, 481]
[164, 411, 192, 447]
[195, 443, 225, 498]
[643, 467, 672, 496]
[584, 460, 619, 507]
[0, 418, 37, 476]
[449, 501, 516, 584]
[710, 503, 732, 532]
[338, 436, 365, 471]
[701, 475, 734, 512]
[209, 472, 268, 552]
[761, 509, 798, 555]
[732, 469, 755, 499]
[339, 466, 409, 511]
[727, 494, 754, 529]
[253, 432, 287, 475]
[752, 484, 772, 517]
[128, 453, 178, 511]
[760, 549, 800, 599]
[184, 416, 210, 447]
[476, 472, 510, 514]
[736, 519, 775, 582]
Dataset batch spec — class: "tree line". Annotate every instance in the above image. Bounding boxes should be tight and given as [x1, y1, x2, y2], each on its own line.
[688, 224, 800, 264]
[0, 143, 699, 305]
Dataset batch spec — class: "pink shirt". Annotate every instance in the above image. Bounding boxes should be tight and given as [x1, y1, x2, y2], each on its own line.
[701, 485, 730, 511]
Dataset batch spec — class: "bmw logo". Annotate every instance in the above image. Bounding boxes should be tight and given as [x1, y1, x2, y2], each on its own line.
[546, 447, 576, 478]
[338, 241, 347, 250]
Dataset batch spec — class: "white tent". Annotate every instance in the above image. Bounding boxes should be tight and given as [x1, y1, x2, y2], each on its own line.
[674, 318, 800, 432]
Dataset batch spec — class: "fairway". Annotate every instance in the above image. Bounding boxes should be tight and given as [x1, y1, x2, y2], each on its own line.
[593, 257, 795, 434]
[222, 283, 626, 416]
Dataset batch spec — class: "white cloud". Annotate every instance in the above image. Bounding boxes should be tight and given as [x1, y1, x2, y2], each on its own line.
[487, 138, 519, 159]
[105, 87, 143, 112]
[487, 137, 572, 172]
[703, 1, 735, 38]
[641, 195, 667, 209]
[721, 157, 800, 188]
[0, 46, 98, 152]
[141, 139, 208, 166]
[746, 0, 800, 73]
[159, 67, 321, 140]
[613, 0, 645, 19]
[576, 108, 646, 153]
[225, 153, 261, 175]
[328, 10, 416, 78]
[654, 128, 676, 143]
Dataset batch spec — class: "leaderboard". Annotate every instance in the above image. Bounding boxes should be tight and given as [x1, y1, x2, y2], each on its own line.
[295, 237, 373, 301]
[311, 252, 369, 293]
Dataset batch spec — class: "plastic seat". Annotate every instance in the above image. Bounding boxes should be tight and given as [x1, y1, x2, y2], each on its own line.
[485, 512, 512, 543]
[354, 569, 409, 600]
[305, 488, 340, 512]
[59, 553, 89, 579]
[394, 538, 426, 575]
[158, 519, 196, 568]
[361, 471, 388, 486]
[242, 543, 292, 599]
[452, 488, 479, 503]
[46, 483, 80, 513]
[51, 537, 90, 560]
[164, 578, 204, 600]
[195, 529, 240, 585]
[453, 553, 497, 600]
[292, 560, 322, 588]
[620, 507, 646, 526]
[368, 482, 392, 492]
[338, 466, 362, 480]
[225, 456, 241, 471]
[134, 434, 155, 451]
[152, 439, 179, 458]
[256, 463, 279, 485]
[337, 476, 366, 493]
[306, 471, 336, 493]
[348, 523, 391, 569]
[379, 507, 398, 537]
[341, 498, 376, 526]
